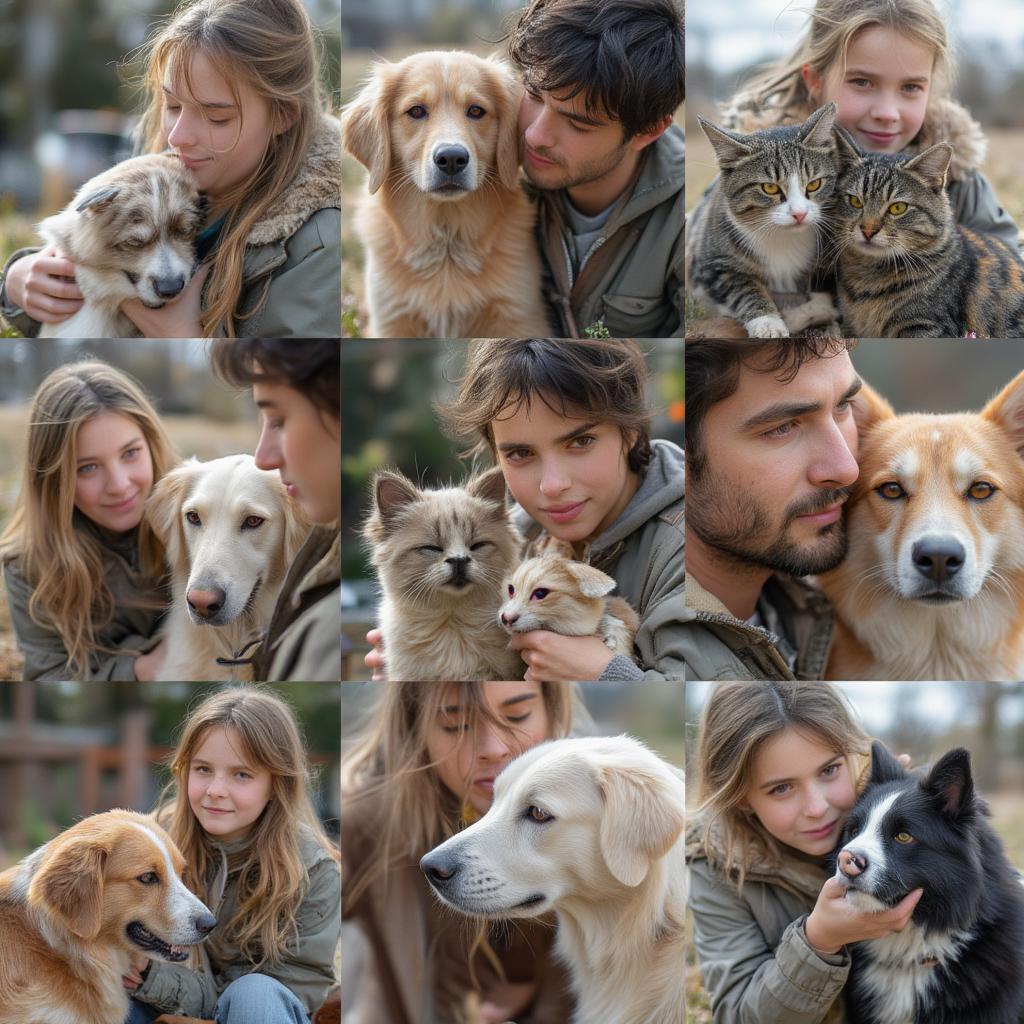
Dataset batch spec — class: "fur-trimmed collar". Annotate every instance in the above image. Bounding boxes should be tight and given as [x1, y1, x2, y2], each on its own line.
[720, 95, 987, 182]
[246, 114, 340, 248]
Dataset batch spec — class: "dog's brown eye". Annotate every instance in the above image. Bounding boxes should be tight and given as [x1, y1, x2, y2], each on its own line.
[876, 482, 906, 501]
[894, 832, 914, 844]
[242, 515, 265, 529]
[137, 872, 159, 885]
[406, 105, 427, 119]
[967, 481, 995, 501]
[530, 588, 549, 601]
[185, 510, 201, 525]
[527, 805, 553, 823]
[466, 105, 486, 119]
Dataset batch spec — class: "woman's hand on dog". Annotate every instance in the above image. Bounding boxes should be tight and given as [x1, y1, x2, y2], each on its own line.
[364, 628, 386, 680]
[804, 877, 923, 955]
[508, 630, 614, 682]
[4, 246, 83, 322]
[122, 953, 150, 991]
[479, 980, 537, 1023]
[121, 262, 209, 338]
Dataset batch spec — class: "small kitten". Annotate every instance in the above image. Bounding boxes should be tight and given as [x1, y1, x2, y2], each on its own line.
[834, 132, 1024, 337]
[364, 466, 524, 681]
[686, 102, 840, 337]
[498, 554, 639, 662]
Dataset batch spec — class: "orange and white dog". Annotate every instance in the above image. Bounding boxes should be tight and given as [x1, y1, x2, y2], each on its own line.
[0, 809, 215, 1024]
[819, 371, 1024, 680]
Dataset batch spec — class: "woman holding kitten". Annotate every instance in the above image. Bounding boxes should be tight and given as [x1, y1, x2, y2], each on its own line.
[718, 0, 1019, 247]
[1, 0, 340, 338]
[0, 361, 175, 681]
[341, 681, 580, 1024]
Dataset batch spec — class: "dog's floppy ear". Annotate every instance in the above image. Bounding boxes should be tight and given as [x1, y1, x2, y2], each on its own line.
[342, 63, 395, 195]
[466, 465, 508, 508]
[145, 460, 198, 572]
[563, 560, 617, 598]
[851, 379, 894, 439]
[29, 835, 109, 939]
[488, 58, 522, 192]
[981, 370, 1024, 457]
[596, 752, 685, 887]
[75, 185, 120, 215]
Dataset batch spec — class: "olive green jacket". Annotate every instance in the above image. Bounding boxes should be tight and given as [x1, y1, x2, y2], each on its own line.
[0, 116, 341, 338]
[134, 827, 340, 1018]
[533, 124, 683, 338]
[687, 819, 848, 1024]
[2, 518, 166, 681]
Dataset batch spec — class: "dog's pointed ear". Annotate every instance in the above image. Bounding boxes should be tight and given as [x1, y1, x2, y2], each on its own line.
[145, 461, 197, 569]
[29, 836, 109, 939]
[75, 185, 120, 215]
[342, 64, 395, 195]
[597, 749, 685, 888]
[981, 370, 1024, 458]
[921, 747, 975, 819]
[851, 380, 894, 439]
[867, 739, 907, 786]
[466, 465, 508, 508]
[490, 58, 522, 192]
[563, 561, 617, 598]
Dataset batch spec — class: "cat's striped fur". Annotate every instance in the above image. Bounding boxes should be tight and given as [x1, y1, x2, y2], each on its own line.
[834, 132, 1024, 338]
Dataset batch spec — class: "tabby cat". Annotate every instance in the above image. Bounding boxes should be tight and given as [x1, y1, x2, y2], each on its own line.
[686, 102, 840, 337]
[363, 465, 524, 682]
[834, 131, 1024, 337]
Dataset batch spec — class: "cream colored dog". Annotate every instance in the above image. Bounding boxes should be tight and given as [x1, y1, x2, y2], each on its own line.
[420, 736, 686, 1024]
[342, 50, 551, 338]
[499, 554, 640, 660]
[146, 454, 307, 681]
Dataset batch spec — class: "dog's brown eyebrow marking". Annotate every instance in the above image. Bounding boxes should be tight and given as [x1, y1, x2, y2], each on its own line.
[739, 377, 863, 434]
[758, 754, 843, 791]
[76, 435, 144, 464]
[496, 420, 602, 453]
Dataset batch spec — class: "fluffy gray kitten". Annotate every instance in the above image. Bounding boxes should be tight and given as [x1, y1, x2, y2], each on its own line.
[686, 102, 839, 337]
[364, 466, 524, 681]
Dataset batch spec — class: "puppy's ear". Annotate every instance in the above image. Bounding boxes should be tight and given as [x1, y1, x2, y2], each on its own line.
[851, 380, 894, 439]
[867, 739, 907, 786]
[29, 836, 109, 939]
[982, 369, 1024, 457]
[145, 460, 197, 572]
[563, 561, 616, 598]
[342, 64, 395, 194]
[921, 747, 975, 820]
[75, 185, 120, 215]
[597, 755, 685, 887]
[489, 58, 522, 192]
[466, 465, 507, 508]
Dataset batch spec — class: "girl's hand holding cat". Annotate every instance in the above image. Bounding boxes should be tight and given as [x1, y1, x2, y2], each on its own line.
[364, 627, 386, 681]
[509, 630, 613, 682]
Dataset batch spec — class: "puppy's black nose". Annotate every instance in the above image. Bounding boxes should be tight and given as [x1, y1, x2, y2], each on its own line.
[194, 913, 217, 935]
[420, 850, 459, 886]
[912, 537, 965, 582]
[152, 274, 186, 298]
[434, 145, 469, 176]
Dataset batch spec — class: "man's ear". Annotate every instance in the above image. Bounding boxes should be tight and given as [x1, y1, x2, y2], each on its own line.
[628, 115, 673, 153]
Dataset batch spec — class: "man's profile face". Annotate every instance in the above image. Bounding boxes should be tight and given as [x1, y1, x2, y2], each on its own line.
[688, 350, 862, 577]
[517, 85, 631, 191]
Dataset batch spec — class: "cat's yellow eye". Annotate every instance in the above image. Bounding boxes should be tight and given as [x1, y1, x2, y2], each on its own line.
[894, 832, 914, 844]
[848, 194, 863, 209]
[761, 182, 781, 195]
[806, 178, 822, 194]
[888, 201, 908, 216]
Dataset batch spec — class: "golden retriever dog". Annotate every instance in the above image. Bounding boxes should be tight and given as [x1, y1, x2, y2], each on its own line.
[146, 454, 307, 681]
[342, 50, 551, 338]
[499, 554, 640, 661]
[37, 153, 205, 338]
[421, 735, 686, 1024]
[0, 809, 215, 1024]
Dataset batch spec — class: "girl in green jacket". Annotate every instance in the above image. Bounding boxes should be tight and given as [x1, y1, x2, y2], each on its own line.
[125, 686, 340, 1023]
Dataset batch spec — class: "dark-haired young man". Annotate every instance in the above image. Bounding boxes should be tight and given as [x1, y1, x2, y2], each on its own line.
[684, 340, 862, 680]
[508, 0, 684, 338]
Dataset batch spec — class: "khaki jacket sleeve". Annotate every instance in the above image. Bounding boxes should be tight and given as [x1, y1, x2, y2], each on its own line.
[951, 170, 1022, 252]
[0, 246, 43, 337]
[132, 954, 221, 1018]
[689, 859, 848, 1024]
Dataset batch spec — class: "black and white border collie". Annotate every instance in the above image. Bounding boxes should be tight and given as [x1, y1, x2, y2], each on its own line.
[834, 741, 1024, 1024]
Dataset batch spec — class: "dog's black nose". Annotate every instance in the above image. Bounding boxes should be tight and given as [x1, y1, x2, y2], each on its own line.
[152, 274, 186, 298]
[420, 850, 459, 886]
[195, 913, 217, 935]
[187, 586, 226, 618]
[912, 537, 965, 582]
[434, 145, 469, 176]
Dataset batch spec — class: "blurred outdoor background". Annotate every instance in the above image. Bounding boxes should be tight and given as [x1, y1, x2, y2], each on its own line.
[0, 339, 265, 681]
[684, 681, 1024, 1023]
[340, 339, 685, 674]
[686, 0, 1024, 220]
[0, 680, 340, 867]
[0, 0, 341, 338]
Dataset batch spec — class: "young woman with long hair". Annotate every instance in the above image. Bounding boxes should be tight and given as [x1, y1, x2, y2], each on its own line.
[0, 360, 177, 680]
[1, 0, 340, 338]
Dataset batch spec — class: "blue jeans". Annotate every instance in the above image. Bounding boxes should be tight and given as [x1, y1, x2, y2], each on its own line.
[125, 974, 310, 1024]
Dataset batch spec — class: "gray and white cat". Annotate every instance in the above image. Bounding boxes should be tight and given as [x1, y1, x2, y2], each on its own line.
[363, 466, 524, 681]
[686, 102, 839, 337]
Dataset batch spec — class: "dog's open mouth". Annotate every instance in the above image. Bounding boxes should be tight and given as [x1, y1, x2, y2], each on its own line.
[127, 922, 192, 961]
